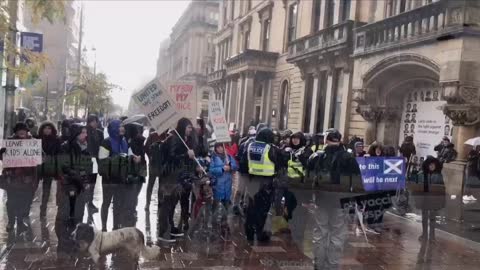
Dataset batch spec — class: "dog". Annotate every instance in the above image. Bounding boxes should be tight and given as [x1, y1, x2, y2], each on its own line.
[72, 223, 160, 264]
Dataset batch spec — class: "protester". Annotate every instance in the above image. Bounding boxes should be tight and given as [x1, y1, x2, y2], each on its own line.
[157, 117, 198, 243]
[415, 156, 445, 242]
[57, 123, 93, 224]
[354, 141, 366, 157]
[467, 146, 480, 185]
[400, 135, 416, 160]
[367, 141, 384, 157]
[37, 121, 62, 218]
[144, 129, 168, 209]
[99, 120, 129, 231]
[60, 119, 73, 143]
[25, 118, 39, 137]
[2, 123, 38, 232]
[225, 131, 239, 160]
[436, 139, 457, 163]
[124, 122, 147, 227]
[280, 129, 293, 149]
[384, 146, 397, 157]
[86, 114, 104, 214]
[209, 142, 238, 207]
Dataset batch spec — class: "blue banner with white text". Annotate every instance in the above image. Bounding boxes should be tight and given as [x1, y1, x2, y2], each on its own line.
[356, 157, 406, 192]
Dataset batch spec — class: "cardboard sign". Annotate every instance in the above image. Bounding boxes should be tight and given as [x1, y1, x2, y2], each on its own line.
[133, 78, 182, 133]
[208, 100, 230, 143]
[356, 157, 406, 191]
[168, 81, 197, 120]
[2, 139, 42, 168]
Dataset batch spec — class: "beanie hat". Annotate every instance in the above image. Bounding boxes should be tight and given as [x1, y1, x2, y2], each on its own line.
[13, 122, 29, 133]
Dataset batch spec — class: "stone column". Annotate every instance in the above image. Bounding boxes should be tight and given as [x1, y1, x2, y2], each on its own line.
[339, 70, 352, 136]
[322, 71, 334, 131]
[240, 72, 255, 133]
[309, 74, 320, 133]
[228, 78, 238, 124]
[235, 74, 244, 128]
[224, 79, 230, 116]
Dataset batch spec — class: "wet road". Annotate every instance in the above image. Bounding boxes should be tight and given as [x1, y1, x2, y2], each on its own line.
[2, 176, 480, 269]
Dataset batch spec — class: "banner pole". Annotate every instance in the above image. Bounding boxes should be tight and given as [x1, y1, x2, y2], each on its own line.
[173, 129, 207, 175]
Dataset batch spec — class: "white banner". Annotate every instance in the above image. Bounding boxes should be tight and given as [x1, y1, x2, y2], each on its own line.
[2, 139, 42, 168]
[399, 88, 450, 166]
[133, 78, 182, 133]
[168, 81, 197, 120]
[208, 100, 230, 143]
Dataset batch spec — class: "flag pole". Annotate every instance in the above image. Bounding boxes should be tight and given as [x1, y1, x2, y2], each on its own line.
[173, 129, 207, 175]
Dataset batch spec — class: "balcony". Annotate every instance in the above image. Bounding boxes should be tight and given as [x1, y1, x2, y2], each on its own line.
[224, 49, 278, 76]
[353, 0, 480, 56]
[207, 69, 226, 86]
[287, 20, 355, 63]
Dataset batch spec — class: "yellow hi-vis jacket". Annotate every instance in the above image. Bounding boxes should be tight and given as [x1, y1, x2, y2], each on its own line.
[248, 141, 275, 176]
[288, 148, 305, 179]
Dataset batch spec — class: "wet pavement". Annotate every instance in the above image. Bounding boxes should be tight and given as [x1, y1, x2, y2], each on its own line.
[2, 176, 480, 269]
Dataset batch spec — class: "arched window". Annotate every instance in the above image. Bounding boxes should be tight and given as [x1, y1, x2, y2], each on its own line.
[279, 80, 290, 130]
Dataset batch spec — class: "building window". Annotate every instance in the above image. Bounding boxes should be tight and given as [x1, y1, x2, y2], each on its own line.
[387, 0, 395, 17]
[223, 2, 227, 25]
[247, 0, 252, 11]
[243, 30, 250, 50]
[315, 71, 328, 133]
[279, 81, 290, 130]
[262, 19, 271, 51]
[255, 106, 261, 125]
[399, 0, 407, 13]
[341, 0, 351, 21]
[303, 75, 314, 131]
[287, 3, 298, 43]
[312, 0, 322, 32]
[329, 69, 343, 129]
[255, 84, 263, 97]
[326, 0, 335, 27]
[230, 0, 234, 20]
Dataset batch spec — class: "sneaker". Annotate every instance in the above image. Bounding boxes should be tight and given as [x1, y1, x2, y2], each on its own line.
[469, 195, 478, 201]
[158, 237, 176, 243]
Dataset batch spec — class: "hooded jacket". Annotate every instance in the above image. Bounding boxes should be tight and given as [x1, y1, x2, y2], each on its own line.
[38, 121, 62, 156]
[99, 120, 128, 158]
[58, 123, 94, 191]
[400, 136, 416, 160]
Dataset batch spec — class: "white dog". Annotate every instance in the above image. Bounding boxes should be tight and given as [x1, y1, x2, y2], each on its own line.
[72, 223, 160, 264]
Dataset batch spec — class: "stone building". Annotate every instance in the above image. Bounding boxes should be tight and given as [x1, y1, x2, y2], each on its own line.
[209, 0, 306, 133]
[211, 0, 480, 213]
[157, 0, 219, 117]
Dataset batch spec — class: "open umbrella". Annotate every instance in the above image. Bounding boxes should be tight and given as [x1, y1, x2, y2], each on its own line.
[122, 114, 147, 125]
[464, 137, 480, 147]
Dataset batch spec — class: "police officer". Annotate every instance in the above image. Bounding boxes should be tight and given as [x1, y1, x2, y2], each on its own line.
[244, 127, 282, 242]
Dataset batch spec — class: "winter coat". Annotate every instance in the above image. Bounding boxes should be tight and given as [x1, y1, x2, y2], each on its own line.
[87, 125, 104, 158]
[37, 122, 62, 178]
[59, 140, 94, 193]
[400, 141, 416, 160]
[209, 153, 238, 201]
[467, 150, 480, 177]
[438, 143, 457, 163]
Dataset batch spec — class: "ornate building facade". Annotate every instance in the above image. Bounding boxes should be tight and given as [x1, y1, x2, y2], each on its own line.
[157, 0, 219, 117]
[211, 0, 480, 212]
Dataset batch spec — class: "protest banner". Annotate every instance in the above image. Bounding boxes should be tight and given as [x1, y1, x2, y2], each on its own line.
[2, 139, 42, 168]
[168, 81, 197, 120]
[208, 100, 230, 143]
[133, 78, 182, 132]
[340, 191, 396, 224]
[356, 157, 406, 192]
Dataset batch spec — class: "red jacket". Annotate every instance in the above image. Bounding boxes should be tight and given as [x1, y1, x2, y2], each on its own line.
[225, 143, 238, 161]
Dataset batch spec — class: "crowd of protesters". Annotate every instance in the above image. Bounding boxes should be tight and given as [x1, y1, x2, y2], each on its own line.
[0, 113, 452, 270]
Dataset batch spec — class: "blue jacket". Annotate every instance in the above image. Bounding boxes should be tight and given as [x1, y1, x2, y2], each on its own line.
[209, 153, 238, 201]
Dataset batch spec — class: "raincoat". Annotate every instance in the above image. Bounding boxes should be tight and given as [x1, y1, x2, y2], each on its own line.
[209, 153, 238, 201]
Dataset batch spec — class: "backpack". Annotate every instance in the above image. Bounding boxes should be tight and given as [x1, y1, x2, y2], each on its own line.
[238, 138, 253, 174]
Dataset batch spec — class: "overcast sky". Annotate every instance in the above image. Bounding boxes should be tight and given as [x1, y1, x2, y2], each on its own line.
[83, 0, 190, 109]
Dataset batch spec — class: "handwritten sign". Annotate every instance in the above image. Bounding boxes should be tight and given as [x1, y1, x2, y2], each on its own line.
[2, 139, 42, 168]
[208, 100, 230, 143]
[133, 78, 182, 132]
[168, 81, 197, 120]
